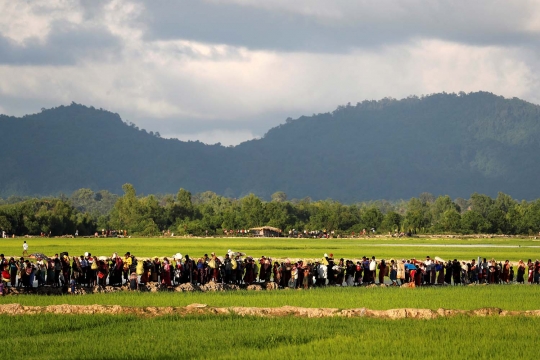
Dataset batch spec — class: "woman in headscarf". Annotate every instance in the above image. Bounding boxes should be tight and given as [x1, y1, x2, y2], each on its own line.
[2, 266, 10, 293]
[208, 253, 219, 282]
[281, 260, 292, 288]
[303, 264, 310, 289]
[452, 260, 461, 285]
[494, 262, 501, 284]
[296, 261, 304, 288]
[111, 255, 123, 286]
[46, 258, 55, 286]
[362, 257, 370, 284]
[389, 259, 398, 286]
[61, 255, 71, 287]
[517, 260, 526, 284]
[243, 257, 256, 285]
[97, 260, 108, 288]
[17, 258, 26, 288]
[289, 264, 297, 288]
[140, 260, 150, 285]
[408, 263, 417, 286]
[377, 259, 386, 285]
[24, 261, 33, 288]
[9, 258, 17, 288]
[397, 260, 405, 286]
[527, 259, 533, 284]
[71, 256, 81, 285]
[272, 262, 281, 286]
[151, 257, 160, 283]
[488, 260, 496, 284]
[183, 255, 195, 284]
[415, 263, 424, 286]
[261, 258, 272, 283]
[196, 258, 206, 285]
[502, 260, 510, 283]
[258, 257, 267, 283]
[355, 261, 363, 286]
[444, 261, 452, 285]
[161, 258, 171, 287]
[436, 261, 445, 284]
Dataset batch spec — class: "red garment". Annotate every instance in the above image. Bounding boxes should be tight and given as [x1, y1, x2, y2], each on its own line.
[243, 263, 255, 284]
[161, 262, 171, 286]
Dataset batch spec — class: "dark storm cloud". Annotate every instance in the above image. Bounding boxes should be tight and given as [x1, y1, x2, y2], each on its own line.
[0, 21, 121, 65]
[139, 0, 540, 53]
[140, 1, 405, 52]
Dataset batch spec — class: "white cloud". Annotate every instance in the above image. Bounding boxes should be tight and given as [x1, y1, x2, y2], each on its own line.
[167, 129, 259, 146]
[0, 0, 83, 43]
[0, 0, 539, 145]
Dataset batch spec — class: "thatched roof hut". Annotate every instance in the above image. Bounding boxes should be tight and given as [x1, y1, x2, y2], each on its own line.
[250, 226, 282, 237]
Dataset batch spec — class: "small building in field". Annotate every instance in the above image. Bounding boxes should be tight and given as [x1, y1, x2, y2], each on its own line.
[250, 226, 282, 237]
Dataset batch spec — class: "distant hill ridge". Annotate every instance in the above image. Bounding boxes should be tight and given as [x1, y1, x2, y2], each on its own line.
[1, 91, 539, 201]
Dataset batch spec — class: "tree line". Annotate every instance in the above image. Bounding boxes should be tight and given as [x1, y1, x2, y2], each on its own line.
[0, 184, 539, 237]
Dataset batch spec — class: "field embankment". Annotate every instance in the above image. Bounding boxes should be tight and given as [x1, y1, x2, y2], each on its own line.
[3, 303, 540, 319]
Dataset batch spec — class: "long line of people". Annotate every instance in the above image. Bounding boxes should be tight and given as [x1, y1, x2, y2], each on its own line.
[1, 252, 540, 294]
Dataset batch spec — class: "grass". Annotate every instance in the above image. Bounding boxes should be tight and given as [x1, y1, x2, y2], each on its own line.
[3, 236, 540, 261]
[2, 285, 540, 310]
[4, 234, 539, 358]
[4, 314, 540, 359]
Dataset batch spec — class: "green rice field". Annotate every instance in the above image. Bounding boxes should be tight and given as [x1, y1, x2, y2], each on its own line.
[2, 285, 540, 310]
[2, 236, 540, 261]
[3, 236, 540, 359]
[5, 314, 540, 359]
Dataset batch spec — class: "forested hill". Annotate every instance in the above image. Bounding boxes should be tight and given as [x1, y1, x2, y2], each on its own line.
[0, 104, 230, 197]
[1, 92, 540, 201]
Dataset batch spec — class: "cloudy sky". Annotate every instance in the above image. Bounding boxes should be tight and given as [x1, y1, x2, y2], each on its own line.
[1, 1, 539, 145]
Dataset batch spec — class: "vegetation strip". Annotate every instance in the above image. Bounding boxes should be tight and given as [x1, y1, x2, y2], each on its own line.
[2, 182, 540, 239]
[2, 303, 540, 319]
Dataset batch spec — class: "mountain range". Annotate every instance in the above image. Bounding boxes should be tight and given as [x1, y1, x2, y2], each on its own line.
[1, 91, 539, 202]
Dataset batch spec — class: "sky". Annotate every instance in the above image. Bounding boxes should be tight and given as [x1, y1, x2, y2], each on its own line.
[1, 1, 539, 146]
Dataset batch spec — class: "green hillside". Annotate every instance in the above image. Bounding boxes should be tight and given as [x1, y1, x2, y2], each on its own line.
[1, 92, 539, 201]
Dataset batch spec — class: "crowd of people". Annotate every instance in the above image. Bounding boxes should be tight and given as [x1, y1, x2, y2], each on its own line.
[1, 249, 540, 295]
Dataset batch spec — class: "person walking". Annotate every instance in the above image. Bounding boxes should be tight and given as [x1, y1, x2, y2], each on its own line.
[517, 260, 526, 284]
[377, 259, 386, 285]
[22, 241, 29, 256]
[369, 256, 377, 284]
[389, 259, 398, 286]
[9, 258, 17, 287]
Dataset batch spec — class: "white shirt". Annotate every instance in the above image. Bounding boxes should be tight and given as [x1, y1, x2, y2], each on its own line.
[23, 243, 28, 250]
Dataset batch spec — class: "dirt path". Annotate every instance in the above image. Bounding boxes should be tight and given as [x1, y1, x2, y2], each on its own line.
[1, 303, 539, 319]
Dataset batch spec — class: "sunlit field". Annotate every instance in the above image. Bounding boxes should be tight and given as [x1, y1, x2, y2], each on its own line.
[2, 236, 540, 261]
[2, 285, 540, 310]
[3, 236, 540, 359]
[5, 314, 540, 359]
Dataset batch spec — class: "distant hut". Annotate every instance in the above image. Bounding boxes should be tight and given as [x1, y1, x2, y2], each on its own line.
[250, 226, 282, 237]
